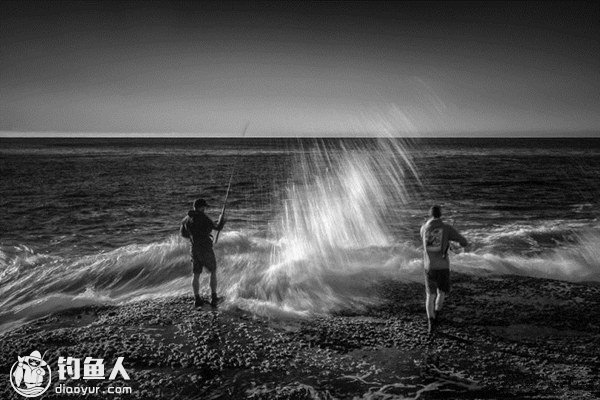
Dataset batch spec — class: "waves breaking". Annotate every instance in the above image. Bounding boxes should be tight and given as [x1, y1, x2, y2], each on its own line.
[1, 138, 599, 333]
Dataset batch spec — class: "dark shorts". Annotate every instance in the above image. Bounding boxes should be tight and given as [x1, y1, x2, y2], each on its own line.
[191, 249, 217, 274]
[424, 268, 450, 294]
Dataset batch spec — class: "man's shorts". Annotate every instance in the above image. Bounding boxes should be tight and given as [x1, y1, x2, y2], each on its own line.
[191, 249, 217, 274]
[424, 268, 450, 294]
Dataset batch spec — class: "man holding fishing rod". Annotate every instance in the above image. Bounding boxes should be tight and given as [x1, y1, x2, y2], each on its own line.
[180, 198, 226, 308]
[180, 124, 248, 308]
[421, 205, 469, 335]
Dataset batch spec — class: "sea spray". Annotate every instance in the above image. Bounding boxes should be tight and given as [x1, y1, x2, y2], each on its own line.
[3, 138, 600, 331]
[453, 227, 600, 282]
[0, 136, 424, 325]
[226, 138, 423, 315]
[0, 237, 192, 328]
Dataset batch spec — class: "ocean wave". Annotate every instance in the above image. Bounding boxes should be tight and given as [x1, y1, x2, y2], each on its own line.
[2, 137, 600, 332]
[0, 237, 190, 327]
[1, 224, 600, 334]
[466, 220, 599, 255]
[455, 228, 600, 282]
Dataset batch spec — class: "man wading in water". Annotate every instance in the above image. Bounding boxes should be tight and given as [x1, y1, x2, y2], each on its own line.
[420, 205, 469, 334]
[180, 198, 226, 308]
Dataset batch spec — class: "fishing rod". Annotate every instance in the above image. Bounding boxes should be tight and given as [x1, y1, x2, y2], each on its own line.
[213, 122, 249, 244]
[447, 218, 471, 255]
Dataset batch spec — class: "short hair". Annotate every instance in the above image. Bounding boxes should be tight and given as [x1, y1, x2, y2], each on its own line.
[193, 198, 208, 209]
[430, 205, 441, 218]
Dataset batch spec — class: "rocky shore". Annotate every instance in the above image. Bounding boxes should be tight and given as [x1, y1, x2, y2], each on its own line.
[2, 273, 599, 399]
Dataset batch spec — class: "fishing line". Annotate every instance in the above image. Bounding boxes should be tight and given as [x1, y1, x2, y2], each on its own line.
[214, 122, 250, 244]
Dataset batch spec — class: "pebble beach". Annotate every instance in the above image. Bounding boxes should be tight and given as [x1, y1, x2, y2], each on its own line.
[2, 273, 599, 399]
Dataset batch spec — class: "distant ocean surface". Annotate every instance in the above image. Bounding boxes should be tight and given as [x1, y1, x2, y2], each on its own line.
[1, 137, 600, 330]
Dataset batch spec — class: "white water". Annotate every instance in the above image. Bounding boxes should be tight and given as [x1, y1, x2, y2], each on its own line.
[1, 138, 600, 332]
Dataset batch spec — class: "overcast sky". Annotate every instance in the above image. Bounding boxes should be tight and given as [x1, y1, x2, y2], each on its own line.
[1, 1, 599, 137]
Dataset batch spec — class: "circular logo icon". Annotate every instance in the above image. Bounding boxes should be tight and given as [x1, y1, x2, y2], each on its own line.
[10, 350, 52, 398]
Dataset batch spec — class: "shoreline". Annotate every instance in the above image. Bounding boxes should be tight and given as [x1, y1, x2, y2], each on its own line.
[2, 274, 599, 399]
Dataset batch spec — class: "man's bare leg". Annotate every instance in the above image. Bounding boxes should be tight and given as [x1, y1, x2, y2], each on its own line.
[426, 291, 436, 319]
[210, 270, 218, 307]
[435, 290, 446, 316]
[426, 291, 436, 334]
[192, 273, 202, 306]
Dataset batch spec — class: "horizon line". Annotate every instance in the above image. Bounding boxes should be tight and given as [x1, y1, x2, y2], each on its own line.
[1, 129, 599, 139]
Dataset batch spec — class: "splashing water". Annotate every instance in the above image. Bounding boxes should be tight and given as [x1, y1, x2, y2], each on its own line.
[0, 137, 423, 330]
[227, 138, 422, 315]
[452, 227, 600, 282]
[2, 135, 600, 332]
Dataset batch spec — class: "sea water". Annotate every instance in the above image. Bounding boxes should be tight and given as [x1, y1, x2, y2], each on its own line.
[1, 137, 599, 329]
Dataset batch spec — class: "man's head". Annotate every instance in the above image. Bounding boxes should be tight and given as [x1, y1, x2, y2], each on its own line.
[430, 205, 442, 219]
[193, 198, 208, 211]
